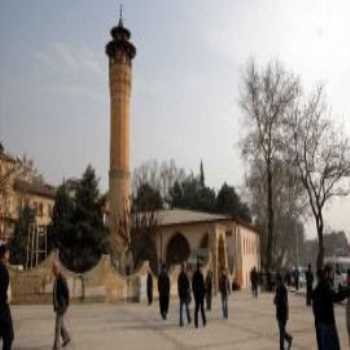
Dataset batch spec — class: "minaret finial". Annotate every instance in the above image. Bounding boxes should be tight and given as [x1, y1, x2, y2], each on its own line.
[118, 4, 124, 26]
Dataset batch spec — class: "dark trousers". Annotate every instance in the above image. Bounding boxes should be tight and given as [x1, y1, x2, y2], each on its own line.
[0, 306, 14, 350]
[147, 290, 153, 305]
[252, 284, 258, 298]
[306, 286, 312, 306]
[278, 319, 292, 350]
[206, 292, 212, 311]
[53, 312, 70, 350]
[221, 294, 228, 319]
[315, 321, 321, 350]
[194, 299, 206, 328]
[318, 323, 340, 350]
[159, 295, 169, 320]
[179, 299, 191, 326]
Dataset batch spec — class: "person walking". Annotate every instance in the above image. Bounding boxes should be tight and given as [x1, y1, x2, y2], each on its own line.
[157, 264, 170, 320]
[274, 273, 293, 350]
[205, 271, 213, 311]
[178, 264, 192, 327]
[294, 268, 299, 292]
[192, 263, 206, 328]
[0, 243, 14, 350]
[305, 264, 314, 306]
[250, 266, 258, 298]
[313, 265, 350, 350]
[147, 270, 153, 305]
[52, 261, 71, 350]
[346, 269, 350, 347]
[219, 269, 229, 319]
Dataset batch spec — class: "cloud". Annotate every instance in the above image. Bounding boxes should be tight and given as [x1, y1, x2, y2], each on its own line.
[34, 42, 106, 100]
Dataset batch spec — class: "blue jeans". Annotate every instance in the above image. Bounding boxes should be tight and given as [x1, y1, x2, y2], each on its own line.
[221, 294, 228, 319]
[179, 300, 191, 326]
[318, 323, 340, 350]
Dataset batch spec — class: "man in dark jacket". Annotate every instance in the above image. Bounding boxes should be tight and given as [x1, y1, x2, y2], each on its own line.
[205, 271, 213, 311]
[250, 266, 258, 298]
[305, 264, 314, 306]
[0, 243, 14, 350]
[147, 270, 153, 305]
[178, 264, 191, 327]
[219, 269, 229, 319]
[192, 263, 206, 328]
[294, 268, 299, 291]
[157, 264, 170, 320]
[274, 273, 293, 350]
[312, 265, 350, 350]
[52, 261, 71, 350]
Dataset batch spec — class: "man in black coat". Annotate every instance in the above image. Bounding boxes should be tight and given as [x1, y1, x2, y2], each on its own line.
[192, 263, 206, 328]
[294, 268, 299, 291]
[178, 264, 191, 327]
[157, 264, 170, 320]
[147, 270, 153, 305]
[250, 266, 258, 298]
[274, 273, 293, 350]
[305, 264, 314, 306]
[0, 243, 14, 350]
[219, 269, 229, 319]
[52, 261, 71, 350]
[312, 265, 350, 350]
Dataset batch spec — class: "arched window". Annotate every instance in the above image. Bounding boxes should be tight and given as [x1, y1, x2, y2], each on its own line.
[166, 233, 191, 267]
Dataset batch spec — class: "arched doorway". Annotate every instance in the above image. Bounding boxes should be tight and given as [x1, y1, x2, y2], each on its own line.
[199, 233, 209, 264]
[166, 233, 191, 267]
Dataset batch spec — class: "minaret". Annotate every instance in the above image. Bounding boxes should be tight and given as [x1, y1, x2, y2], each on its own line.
[106, 8, 136, 256]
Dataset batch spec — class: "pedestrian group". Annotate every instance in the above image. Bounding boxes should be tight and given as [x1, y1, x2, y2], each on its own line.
[2, 239, 350, 350]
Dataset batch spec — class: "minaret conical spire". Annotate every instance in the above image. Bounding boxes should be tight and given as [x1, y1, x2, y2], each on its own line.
[118, 4, 124, 27]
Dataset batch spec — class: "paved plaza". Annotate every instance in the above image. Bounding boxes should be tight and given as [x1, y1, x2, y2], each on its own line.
[10, 291, 349, 350]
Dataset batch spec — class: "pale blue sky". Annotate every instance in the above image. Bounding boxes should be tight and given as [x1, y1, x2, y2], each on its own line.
[2, 0, 350, 237]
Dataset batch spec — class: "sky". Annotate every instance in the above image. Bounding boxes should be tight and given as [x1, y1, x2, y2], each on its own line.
[1, 0, 350, 238]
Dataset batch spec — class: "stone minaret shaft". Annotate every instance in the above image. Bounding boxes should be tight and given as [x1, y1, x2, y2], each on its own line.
[106, 16, 136, 256]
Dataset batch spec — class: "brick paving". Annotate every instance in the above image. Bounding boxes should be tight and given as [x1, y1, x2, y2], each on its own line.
[8, 291, 349, 349]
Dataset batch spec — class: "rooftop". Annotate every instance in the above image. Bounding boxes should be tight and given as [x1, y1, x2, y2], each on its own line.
[14, 179, 56, 199]
[154, 208, 230, 227]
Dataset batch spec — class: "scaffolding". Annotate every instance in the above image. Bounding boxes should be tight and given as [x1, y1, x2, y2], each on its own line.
[26, 223, 48, 270]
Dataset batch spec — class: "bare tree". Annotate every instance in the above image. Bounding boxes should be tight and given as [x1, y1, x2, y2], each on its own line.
[239, 60, 300, 271]
[246, 156, 306, 269]
[133, 159, 186, 206]
[113, 200, 159, 274]
[290, 85, 350, 269]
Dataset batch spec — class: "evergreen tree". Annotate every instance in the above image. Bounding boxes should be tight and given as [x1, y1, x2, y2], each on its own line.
[49, 182, 75, 251]
[70, 165, 107, 271]
[215, 183, 252, 223]
[10, 205, 35, 265]
[51, 165, 108, 272]
[169, 175, 215, 212]
[133, 183, 163, 211]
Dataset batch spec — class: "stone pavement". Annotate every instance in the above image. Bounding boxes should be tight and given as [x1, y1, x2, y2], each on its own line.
[9, 291, 349, 349]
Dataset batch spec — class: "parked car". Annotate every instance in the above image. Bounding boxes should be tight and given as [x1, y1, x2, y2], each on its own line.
[324, 256, 350, 291]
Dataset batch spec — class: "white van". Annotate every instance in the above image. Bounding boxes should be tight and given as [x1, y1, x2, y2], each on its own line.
[324, 256, 350, 291]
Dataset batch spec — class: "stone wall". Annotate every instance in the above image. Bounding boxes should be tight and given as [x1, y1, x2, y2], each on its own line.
[9, 251, 210, 305]
[9, 252, 145, 304]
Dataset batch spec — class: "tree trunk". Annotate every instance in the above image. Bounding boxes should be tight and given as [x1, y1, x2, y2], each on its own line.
[316, 216, 324, 270]
[266, 164, 274, 272]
